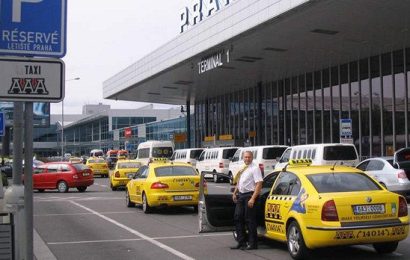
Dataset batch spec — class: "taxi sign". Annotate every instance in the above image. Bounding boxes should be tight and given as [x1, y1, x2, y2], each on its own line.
[0, 0, 67, 57]
[0, 57, 65, 102]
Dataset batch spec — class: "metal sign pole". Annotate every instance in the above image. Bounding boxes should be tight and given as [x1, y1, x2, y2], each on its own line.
[24, 102, 33, 260]
[11, 102, 24, 259]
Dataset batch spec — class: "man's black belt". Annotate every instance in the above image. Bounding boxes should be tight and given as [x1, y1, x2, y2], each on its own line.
[238, 191, 253, 195]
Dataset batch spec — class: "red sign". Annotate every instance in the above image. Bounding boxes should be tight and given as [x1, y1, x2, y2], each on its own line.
[124, 127, 132, 138]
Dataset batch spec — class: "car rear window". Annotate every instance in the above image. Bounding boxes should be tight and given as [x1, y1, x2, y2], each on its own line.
[152, 147, 173, 158]
[307, 172, 381, 193]
[323, 146, 357, 160]
[154, 166, 196, 177]
[72, 163, 89, 171]
[222, 148, 237, 159]
[118, 162, 141, 169]
[263, 147, 287, 159]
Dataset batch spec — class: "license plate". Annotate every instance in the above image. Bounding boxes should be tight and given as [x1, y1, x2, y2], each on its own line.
[174, 195, 192, 201]
[83, 172, 90, 176]
[352, 204, 385, 215]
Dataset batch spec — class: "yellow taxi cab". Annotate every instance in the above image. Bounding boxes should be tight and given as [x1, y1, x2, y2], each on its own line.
[86, 157, 109, 178]
[199, 159, 409, 259]
[125, 160, 205, 213]
[110, 160, 141, 191]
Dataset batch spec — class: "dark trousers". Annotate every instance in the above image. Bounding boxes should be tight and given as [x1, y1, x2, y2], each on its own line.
[234, 192, 257, 247]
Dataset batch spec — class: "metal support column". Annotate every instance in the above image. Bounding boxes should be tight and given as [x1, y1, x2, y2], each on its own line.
[186, 100, 191, 148]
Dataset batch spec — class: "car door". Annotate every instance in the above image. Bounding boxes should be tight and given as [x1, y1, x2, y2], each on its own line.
[43, 164, 59, 188]
[133, 166, 148, 203]
[198, 172, 276, 233]
[32, 165, 47, 189]
[265, 172, 301, 241]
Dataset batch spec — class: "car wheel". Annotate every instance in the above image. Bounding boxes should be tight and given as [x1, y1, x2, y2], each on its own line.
[373, 242, 398, 254]
[77, 186, 87, 192]
[57, 181, 69, 193]
[37, 189, 45, 193]
[213, 173, 219, 183]
[287, 221, 309, 260]
[110, 183, 117, 191]
[229, 172, 233, 185]
[142, 192, 153, 214]
[126, 190, 135, 207]
[193, 205, 198, 213]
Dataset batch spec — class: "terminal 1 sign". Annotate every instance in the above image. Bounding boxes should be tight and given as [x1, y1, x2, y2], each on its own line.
[180, 0, 236, 33]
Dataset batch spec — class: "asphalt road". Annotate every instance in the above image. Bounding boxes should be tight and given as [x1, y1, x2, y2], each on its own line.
[33, 178, 410, 260]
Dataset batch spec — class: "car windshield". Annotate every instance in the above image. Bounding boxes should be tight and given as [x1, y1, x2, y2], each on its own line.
[222, 148, 237, 159]
[307, 172, 382, 193]
[263, 147, 287, 159]
[152, 147, 173, 158]
[323, 146, 357, 160]
[118, 162, 141, 169]
[154, 166, 196, 177]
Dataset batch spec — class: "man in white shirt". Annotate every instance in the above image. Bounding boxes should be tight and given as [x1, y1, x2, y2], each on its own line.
[230, 151, 263, 250]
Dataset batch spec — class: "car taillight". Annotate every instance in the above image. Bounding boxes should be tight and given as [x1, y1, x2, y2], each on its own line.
[398, 170, 407, 179]
[151, 182, 169, 189]
[321, 200, 339, 221]
[398, 196, 408, 217]
[114, 171, 120, 178]
[219, 162, 224, 168]
[259, 163, 264, 173]
[195, 179, 207, 188]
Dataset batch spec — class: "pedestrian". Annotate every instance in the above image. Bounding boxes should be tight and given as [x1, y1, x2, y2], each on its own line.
[230, 151, 263, 250]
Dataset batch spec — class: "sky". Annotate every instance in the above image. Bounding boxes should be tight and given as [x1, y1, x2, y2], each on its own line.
[52, 0, 189, 115]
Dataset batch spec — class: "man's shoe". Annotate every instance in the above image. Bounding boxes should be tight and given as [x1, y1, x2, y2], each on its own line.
[230, 244, 245, 250]
[243, 244, 257, 250]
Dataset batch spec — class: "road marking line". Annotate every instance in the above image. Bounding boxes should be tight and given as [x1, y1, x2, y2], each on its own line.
[70, 200, 195, 260]
[94, 183, 108, 187]
[34, 228, 57, 260]
[35, 197, 123, 202]
[47, 233, 232, 245]
[34, 211, 136, 217]
[215, 185, 227, 188]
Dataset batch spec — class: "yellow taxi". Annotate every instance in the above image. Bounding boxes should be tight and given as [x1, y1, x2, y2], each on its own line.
[199, 159, 409, 259]
[110, 160, 141, 191]
[86, 157, 109, 178]
[125, 161, 205, 213]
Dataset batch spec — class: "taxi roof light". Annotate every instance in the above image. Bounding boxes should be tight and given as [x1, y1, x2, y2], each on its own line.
[282, 159, 312, 172]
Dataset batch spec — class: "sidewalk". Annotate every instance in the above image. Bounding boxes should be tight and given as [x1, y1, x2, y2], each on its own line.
[34, 229, 56, 260]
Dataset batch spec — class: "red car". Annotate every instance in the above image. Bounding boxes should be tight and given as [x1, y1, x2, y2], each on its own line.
[32, 162, 94, 192]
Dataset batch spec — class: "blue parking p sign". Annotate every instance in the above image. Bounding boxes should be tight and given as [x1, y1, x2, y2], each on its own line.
[0, 112, 4, 136]
[0, 0, 67, 58]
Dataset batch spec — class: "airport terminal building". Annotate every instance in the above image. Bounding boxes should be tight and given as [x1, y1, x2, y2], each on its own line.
[103, 0, 410, 158]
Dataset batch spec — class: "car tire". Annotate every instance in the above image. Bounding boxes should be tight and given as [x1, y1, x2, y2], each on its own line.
[142, 192, 153, 214]
[287, 221, 309, 260]
[57, 181, 69, 193]
[229, 172, 233, 185]
[37, 189, 45, 193]
[213, 173, 219, 183]
[126, 190, 135, 207]
[193, 205, 198, 213]
[77, 186, 87, 192]
[373, 241, 398, 254]
[110, 183, 117, 191]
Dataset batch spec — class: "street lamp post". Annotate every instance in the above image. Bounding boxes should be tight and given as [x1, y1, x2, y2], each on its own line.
[62, 77, 80, 158]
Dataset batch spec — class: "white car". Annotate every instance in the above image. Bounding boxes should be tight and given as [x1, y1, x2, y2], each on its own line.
[356, 157, 410, 197]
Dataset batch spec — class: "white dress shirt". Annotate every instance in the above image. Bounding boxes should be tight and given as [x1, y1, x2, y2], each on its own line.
[238, 162, 263, 193]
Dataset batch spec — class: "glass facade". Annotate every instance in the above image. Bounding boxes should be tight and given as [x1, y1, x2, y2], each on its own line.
[195, 48, 410, 159]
